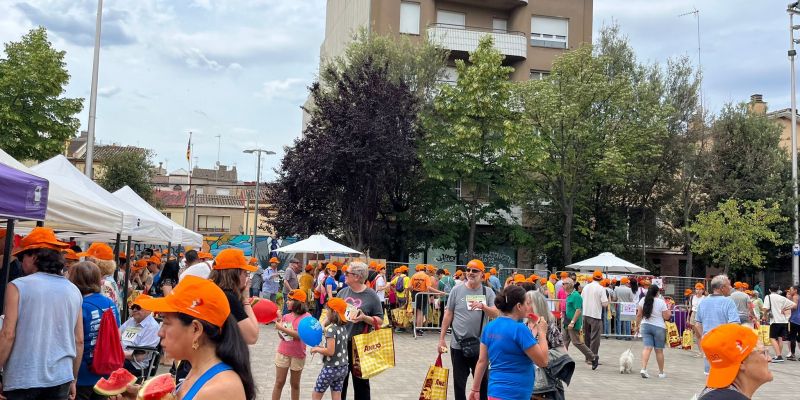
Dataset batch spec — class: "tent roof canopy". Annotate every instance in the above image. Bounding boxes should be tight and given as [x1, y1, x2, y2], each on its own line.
[113, 186, 203, 248]
[276, 234, 363, 255]
[0, 162, 48, 221]
[566, 252, 650, 274]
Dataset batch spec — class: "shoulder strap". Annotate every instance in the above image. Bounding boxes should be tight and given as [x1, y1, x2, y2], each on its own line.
[183, 362, 233, 400]
[478, 286, 486, 335]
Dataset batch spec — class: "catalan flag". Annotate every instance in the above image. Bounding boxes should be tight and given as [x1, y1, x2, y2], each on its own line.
[186, 132, 192, 162]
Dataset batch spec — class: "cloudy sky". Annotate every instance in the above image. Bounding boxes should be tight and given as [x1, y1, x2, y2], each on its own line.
[0, 0, 791, 181]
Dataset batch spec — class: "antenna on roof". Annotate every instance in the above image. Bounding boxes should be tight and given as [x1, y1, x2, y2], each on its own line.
[679, 7, 703, 109]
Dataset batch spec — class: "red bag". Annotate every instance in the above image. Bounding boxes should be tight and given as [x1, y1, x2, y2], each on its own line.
[91, 308, 125, 375]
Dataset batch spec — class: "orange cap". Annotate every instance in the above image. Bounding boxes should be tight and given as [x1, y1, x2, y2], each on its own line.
[131, 294, 153, 308]
[327, 263, 338, 272]
[695, 282, 705, 290]
[733, 281, 743, 289]
[426, 265, 436, 273]
[62, 248, 80, 261]
[119, 252, 128, 260]
[641, 279, 651, 287]
[444, 270, 450, 275]
[742, 282, 749, 289]
[684, 288, 693, 296]
[483, 272, 490, 281]
[592, 270, 603, 280]
[148, 255, 162, 265]
[538, 277, 547, 285]
[132, 260, 148, 271]
[621, 277, 630, 284]
[415, 264, 424, 272]
[137, 275, 231, 328]
[701, 323, 759, 389]
[513, 274, 526, 283]
[342, 265, 349, 272]
[305, 264, 314, 272]
[600, 279, 609, 287]
[368, 260, 378, 269]
[455, 270, 463, 277]
[287, 289, 307, 302]
[197, 252, 213, 260]
[549, 274, 557, 280]
[611, 278, 618, 284]
[213, 248, 257, 272]
[560, 271, 569, 278]
[489, 267, 497, 275]
[269, 257, 279, 264]
[466, 259, 485, 272]
[78, 242, 115, 261]
[12, 227, 69, 256]
[249, 257, 258, 265]
[327, 297, 348, 322]
[527, 275, 536, 283]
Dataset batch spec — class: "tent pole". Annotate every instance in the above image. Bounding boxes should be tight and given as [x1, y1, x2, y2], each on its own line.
[167, 242, 171, 258]
[1, 219, 16, 313]
[122, 235, 132, 320]
[35, 221, 43, 227]
[113, 233, 121, 283]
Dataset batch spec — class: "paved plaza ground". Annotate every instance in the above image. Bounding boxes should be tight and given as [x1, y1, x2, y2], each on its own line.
[250, 325, 800, 400]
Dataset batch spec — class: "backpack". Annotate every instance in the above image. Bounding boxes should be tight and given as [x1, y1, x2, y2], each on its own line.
[440, 276, 454, 294]
[91, 308, 125, 375]
[395, 275, 406, 293]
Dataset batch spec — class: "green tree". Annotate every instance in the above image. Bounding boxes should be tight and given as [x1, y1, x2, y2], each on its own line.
[420, 36, 524, 258]
[688, 199, 786, 273]
[0, 27, 83, 160]
[99, 150, 155, 203]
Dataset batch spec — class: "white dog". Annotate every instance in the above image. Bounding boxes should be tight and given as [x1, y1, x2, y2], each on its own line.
[619, 348, 634, 374]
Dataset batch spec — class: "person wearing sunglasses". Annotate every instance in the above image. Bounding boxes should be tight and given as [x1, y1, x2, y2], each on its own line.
[438, 259, 500, 400]
[120, 294, 160, 379]
[697, 323, 773, 399]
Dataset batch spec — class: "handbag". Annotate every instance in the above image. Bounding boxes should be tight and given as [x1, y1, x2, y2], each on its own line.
[418, 354, 448, 400]
[352, 317, 396, 379]
[454, 286, 486, 359]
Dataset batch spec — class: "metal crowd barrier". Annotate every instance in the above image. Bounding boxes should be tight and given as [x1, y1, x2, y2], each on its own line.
[412, 292, 446, 339]
[599, 301, 638, 339]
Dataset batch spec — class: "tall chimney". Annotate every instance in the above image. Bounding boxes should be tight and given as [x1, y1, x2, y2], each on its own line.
[749, 94, 767, 115]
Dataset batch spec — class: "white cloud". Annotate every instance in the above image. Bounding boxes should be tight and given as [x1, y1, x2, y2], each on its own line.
[255, 78, 307, 101]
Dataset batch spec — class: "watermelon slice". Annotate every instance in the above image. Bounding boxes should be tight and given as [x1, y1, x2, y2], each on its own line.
[94, 368, 137, 396]
[137, 373, 176, 400]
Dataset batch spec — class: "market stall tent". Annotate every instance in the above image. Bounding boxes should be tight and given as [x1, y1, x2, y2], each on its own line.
[566, 252, 650, 274]
[0, 149, 124, 234]
[276, 234, 363, 255]
[32, 155, 173, 243]
[0, 161, 48, 221]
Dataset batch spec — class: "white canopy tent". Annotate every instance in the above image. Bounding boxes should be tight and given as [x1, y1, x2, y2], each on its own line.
[113, 186, 203, 248]
[32, 155, 173, 244]
[0, 149, 124, 234]
[276, 234, 363, 255]
[566, 252, 650, 274]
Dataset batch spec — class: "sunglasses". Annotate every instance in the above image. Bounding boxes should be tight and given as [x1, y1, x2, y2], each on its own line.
[345, 271, 359, 276]
[130, 306, 142, 312]
[466, 269, 482, 274]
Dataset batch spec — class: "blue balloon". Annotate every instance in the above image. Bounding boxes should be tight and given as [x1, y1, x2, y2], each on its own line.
[297, 316, 324, 346]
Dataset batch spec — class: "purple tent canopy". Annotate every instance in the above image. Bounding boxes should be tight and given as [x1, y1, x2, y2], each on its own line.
[0, 162, 48, 221]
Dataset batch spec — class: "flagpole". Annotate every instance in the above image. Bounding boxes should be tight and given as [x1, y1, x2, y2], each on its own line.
[184, 132, 192, 228]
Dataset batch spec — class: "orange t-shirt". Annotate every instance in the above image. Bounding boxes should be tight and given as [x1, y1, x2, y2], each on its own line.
[410, 271, 432, 293]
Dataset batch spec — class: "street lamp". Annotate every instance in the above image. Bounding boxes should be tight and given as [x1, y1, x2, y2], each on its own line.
[788, 2, 800, 285]
[85, 0, 103, 179]
[243, 148, 276, 260]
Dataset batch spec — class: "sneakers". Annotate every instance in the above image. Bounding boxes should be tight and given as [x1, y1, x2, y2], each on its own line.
[787, 354, 796, 361]
[658, 373, 667, 379]
[415, 329, 425, 336]
[771, 356, 785, 363]
[640, 369, 649, 378]
[591, 355, 599, 370]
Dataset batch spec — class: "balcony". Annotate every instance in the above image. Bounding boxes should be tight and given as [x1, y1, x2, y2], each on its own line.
[441, 0, 528, 10]
[427, 24, 527, 60]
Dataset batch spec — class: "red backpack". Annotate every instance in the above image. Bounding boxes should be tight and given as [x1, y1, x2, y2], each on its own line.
[91, 308, 125, 375]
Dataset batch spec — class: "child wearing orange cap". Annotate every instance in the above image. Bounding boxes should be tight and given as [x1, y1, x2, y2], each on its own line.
[311, 298, 351, 400]
[273, 289, 312, 400]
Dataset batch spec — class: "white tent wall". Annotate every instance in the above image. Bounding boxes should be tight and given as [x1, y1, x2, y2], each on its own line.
[31, 155, 173, 244]
[113, 186, 203, 248]
[0, 149, 124, 234]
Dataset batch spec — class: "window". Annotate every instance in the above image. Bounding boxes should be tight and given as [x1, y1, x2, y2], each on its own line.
[216, 188, 230, 196]
[492, 18, 508, 33]
[400, 2, 421, 35]
[162, 212, 172, 219]
[452, 180, 462, 198]
[194, 187, 204, 194]
[529, 70, 550, 80]
[437, 10, 466, 28]
[197, 215, 231, 231]
[531, 16, 568, 49]
[442, 66, 458, 83]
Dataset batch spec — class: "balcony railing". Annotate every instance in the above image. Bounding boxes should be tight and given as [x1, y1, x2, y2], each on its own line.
[442, 0, 528, 10]
[427, 23, 528, 59]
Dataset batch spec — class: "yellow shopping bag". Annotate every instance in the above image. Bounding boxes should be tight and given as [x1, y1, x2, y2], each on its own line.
[682, 329, 693, 350]
[419, 355, 448, 400]
[665, 322, 681, 348]
[352, 320, 396, 379]
[757, 324, 771, 346]
[392, 307, 410, 327]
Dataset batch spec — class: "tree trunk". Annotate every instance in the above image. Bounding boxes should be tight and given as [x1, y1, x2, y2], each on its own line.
[562, 203, 574, 265]
[468, 213, 477, 260]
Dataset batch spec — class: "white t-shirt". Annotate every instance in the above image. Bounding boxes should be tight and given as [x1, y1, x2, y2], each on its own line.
[691, 295, 704, 312]
[638, 297, 668, 328]
[374, 275, 386, 302]
[179, 261, 212, 281]
[581, 281, 608, 319]
[764, 293, 797, 324]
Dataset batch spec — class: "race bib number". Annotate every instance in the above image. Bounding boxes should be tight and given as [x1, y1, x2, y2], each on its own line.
[122, 326, 141, 342]
[466, 295, 487, 311]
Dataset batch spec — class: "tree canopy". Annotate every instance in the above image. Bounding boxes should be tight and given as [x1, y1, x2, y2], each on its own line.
[98, 150, 155, 203]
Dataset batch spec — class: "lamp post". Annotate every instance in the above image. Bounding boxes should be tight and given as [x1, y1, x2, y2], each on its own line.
[243, 148, 275, 260]
[789, 2, 800, 285]
[85, 0, 103, 179]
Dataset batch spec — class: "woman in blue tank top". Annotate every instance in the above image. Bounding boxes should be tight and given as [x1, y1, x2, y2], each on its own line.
[109, 275, 256, 400]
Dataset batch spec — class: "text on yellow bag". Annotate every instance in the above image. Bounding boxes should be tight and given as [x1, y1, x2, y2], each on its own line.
[419, 354, 448, 400]
[352, 319, 396, 379]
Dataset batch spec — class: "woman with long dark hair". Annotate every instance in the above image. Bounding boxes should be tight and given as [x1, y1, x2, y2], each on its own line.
[470, 285, 549, 400]
[209, 249, 260, 345]
[112, 275, 256, 400]
[157, 259, 180, 297]
[634, 284, 671, 378]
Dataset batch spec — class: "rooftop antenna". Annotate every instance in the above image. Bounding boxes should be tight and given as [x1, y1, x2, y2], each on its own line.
[679, 7, 703, 108]
[215, 133, 221, 182]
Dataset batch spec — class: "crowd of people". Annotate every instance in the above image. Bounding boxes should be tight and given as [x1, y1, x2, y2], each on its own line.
[0, 226, 792, 400]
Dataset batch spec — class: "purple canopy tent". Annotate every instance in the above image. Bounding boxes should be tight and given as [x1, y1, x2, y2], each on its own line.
[0, 161, 49, 313]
